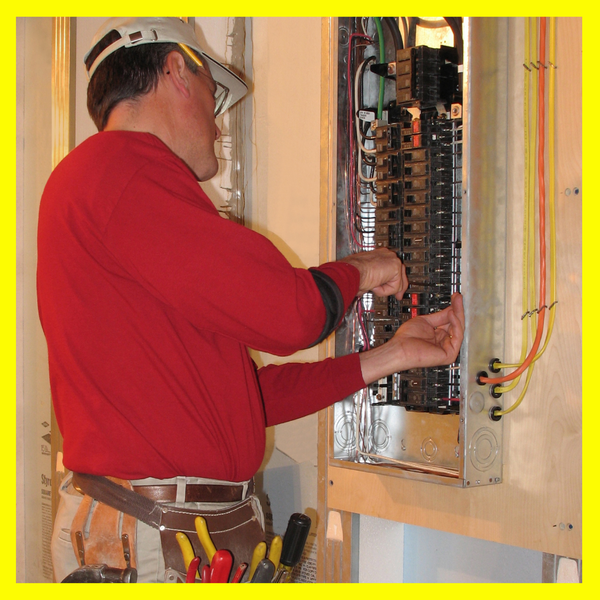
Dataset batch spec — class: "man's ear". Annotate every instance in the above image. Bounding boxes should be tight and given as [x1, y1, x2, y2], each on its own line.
[163, 50, 191, 98]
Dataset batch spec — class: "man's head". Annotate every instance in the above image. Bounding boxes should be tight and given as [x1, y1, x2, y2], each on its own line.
[85, 17, 247, 131]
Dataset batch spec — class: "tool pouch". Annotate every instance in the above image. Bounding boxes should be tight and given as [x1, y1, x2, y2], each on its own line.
[70, 472, 264, 583]
[70, 477, 137, 571]
[159, 495, 264, 582]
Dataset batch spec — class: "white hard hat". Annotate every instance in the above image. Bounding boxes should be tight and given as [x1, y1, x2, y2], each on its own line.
[84, 17, 248, 115]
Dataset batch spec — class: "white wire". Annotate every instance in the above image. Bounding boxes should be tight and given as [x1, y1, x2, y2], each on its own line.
[355, 58, 377, 155]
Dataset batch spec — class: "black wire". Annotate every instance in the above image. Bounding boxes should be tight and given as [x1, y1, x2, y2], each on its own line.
[406, 17, 417, 48]
[443, 17, 463, 64]
[360, 120, 376, 140]
[382, 17, 403, 52]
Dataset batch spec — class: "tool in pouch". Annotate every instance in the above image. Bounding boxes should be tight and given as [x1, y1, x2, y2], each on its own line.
[66, 472, 263, 583]
[64, 476, 138, 583]
[272, 512, 312, 583]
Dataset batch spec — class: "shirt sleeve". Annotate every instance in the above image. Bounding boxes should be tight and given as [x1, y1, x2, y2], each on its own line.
[256, 352, 366, 427]
[103, 158, 360, 356]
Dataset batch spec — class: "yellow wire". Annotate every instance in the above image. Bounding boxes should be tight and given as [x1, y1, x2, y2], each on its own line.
[495, 360, 536, 416]
[496, 17, 557, 372]
[494, 18, 558, 416]
[495, 18, 538, 381]
[495, 17, 532, 394]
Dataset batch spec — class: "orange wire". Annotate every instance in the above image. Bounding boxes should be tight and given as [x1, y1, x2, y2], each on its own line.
[481, 17, 547, 386]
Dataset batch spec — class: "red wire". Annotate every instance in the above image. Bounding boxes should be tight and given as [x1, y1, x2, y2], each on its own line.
[481, 17, 547, 385]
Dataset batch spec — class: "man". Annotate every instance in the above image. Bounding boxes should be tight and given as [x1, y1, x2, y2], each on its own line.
[38, 17, 464, 583]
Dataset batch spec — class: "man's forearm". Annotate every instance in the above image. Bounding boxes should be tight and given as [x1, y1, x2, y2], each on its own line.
[358, 338, 406, 386]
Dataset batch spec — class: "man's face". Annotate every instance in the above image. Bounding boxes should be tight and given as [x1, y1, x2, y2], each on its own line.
[182, 63, 222, 181]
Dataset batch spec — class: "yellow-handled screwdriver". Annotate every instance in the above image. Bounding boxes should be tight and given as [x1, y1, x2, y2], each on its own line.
[268, 535, 283, 571]
[247, 541, 267, 581]
[194, 516, 217, 563]
[175, 532, 196, 572]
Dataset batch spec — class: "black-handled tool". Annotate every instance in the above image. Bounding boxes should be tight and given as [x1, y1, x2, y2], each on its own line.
[61, 565, 138, 583]
[250, 558, 276, 583]
[273, 512, 311, 583]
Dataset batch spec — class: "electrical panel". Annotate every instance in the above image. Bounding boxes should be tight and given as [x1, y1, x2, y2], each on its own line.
[331, 17, 507, 487]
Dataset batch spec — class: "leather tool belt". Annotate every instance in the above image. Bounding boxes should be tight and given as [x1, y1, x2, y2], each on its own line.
[71, 472, 264, 582]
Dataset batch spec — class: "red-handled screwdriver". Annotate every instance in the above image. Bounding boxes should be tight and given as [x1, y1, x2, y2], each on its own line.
[186, 556, 200, 583]
[209, 549, 233, 583]
[231, 562, 247, 583]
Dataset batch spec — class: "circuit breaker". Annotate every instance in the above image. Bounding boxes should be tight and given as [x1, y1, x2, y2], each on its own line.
[331, 17, 508, 487]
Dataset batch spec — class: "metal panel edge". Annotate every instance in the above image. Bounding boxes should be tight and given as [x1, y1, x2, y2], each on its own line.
[461, 17, 508, 486]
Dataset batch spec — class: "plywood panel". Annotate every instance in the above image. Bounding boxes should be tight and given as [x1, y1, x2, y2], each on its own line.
[322, 17, 581, 561]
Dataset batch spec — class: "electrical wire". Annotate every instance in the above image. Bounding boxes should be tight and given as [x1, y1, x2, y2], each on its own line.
[481, 17, 551, 389]
[399, 17, 409, 48]
[497, 17, 558, 371]
[492, 17, 535, 396]
[444, 18, 463, 65]
[346, 33, 374, 251]
[493, 17, 558, 416]
[355, 57, 377, 155]
[382, 17, 403, 51]
[374, 17, 385, 120]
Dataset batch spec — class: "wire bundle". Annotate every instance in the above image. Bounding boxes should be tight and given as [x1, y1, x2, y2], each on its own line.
[480, 18, 558, 417]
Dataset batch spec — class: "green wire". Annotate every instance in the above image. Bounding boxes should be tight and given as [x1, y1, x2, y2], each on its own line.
[374, 17, 385, 119]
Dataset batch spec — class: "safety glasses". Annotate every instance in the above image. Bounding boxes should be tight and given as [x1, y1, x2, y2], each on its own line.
[178, 43, 230, 116]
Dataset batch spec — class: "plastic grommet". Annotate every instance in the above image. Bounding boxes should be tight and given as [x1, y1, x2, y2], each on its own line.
[489, 405, 502, 421]
[476, 371, 488, 386]
[489, 358, 502, 373]
[490, 384, 502, 399]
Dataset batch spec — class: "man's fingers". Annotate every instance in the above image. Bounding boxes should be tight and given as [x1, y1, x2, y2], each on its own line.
[342, 248, 407, 298]
[394, 263, 409, 300]
[450, 292, 465, 329]
[419, 293, 465, 331]
[419, 304, 454, 328]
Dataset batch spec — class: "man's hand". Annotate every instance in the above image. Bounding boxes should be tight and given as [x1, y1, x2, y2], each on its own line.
[340, 248, 408, 300]
[359, 293, 465, 385]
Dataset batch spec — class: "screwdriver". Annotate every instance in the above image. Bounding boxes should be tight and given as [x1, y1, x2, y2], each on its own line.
[249, 558, 275, 583]
[273, 513, 311, 583]
[247, 541, 267, 581]
[268, 535, 283, 571]
[194, 516, 217, 563]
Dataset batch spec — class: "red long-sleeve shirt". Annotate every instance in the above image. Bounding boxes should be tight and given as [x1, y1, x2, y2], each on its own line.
[37, 131, 365, 481]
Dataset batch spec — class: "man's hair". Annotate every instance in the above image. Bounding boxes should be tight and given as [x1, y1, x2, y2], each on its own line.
[87, 40, 198, 131]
